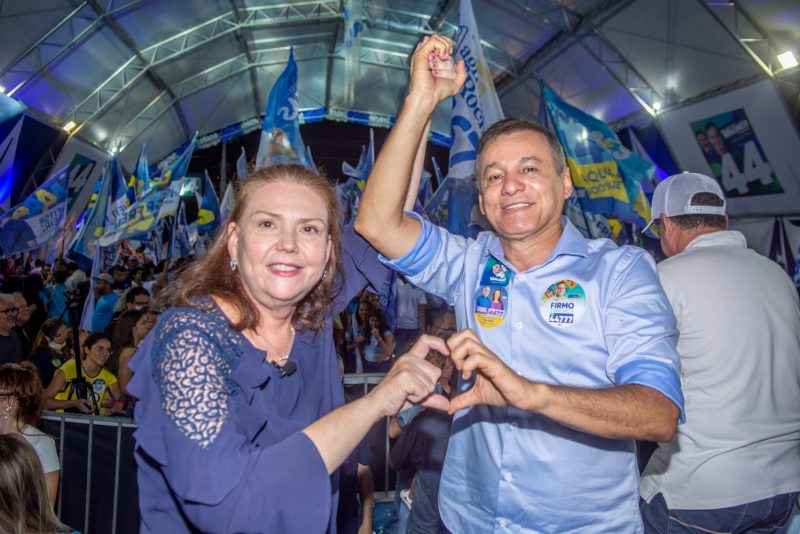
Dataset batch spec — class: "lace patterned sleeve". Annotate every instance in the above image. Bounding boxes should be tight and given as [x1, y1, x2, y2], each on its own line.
[151, 308, 239, 449]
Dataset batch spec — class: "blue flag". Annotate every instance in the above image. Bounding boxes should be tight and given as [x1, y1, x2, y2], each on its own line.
[98, 181, 180, 247]
[334, 178, 361, 225]
[338, 130, 376, 224]
[418, 169, 434, 208]
[342, 129, 375, 187]
[197, 170, 221, 236]
[219, 182, 234, 224]
[543, 86, 652, 229]
[0, 165, 69, 257]
[169, 203, 192, 260]
[130, 143, 150, 200]
[255, 48, 310, 169]
[378, 269, 398, 331]
[151, 134, 197, 191]
[424, 177, 484, 240]
[70, 154, 129, 261]
[448, 0, 504, 181]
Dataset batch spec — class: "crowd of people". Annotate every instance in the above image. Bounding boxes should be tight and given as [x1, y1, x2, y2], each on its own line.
[0, 34, 797, 534]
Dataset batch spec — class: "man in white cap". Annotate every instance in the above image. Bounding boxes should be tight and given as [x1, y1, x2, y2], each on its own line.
[639, 171, 800, 532]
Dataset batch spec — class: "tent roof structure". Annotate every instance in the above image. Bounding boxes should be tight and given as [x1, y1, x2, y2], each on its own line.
[1, 0, 797, 169]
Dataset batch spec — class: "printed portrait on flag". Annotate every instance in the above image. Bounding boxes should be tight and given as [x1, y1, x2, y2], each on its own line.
[691, 109, 783, 198]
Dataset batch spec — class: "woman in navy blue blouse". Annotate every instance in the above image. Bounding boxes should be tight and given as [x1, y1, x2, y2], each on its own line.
[128, 164, 449, 533]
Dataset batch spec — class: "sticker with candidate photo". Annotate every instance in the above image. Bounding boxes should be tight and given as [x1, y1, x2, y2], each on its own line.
[479, 257, 510, 287]
[539, 279, 585, 328]
[474, 285, 507, 328]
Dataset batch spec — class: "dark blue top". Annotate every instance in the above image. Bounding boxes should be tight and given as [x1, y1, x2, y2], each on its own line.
[128, 226, 388, 533]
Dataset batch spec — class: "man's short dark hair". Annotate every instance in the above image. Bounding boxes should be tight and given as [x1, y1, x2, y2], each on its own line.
[672, 192, 727, 231]
[476, 118, 567, 188]
[125, 286, 150, 304]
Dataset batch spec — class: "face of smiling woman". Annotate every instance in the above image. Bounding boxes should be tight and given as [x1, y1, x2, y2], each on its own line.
[227, 180, 332, 316]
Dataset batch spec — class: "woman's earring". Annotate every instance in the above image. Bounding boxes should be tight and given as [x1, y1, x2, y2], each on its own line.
[2, 405, 11, 420]
[229, 259, 238, 272]
[321, 269, 328, 281]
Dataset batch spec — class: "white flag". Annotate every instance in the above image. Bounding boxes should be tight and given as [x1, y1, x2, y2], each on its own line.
[220, 182, 234, 223]
[448, 0, 505, 181]
[236, 147, 248, 182]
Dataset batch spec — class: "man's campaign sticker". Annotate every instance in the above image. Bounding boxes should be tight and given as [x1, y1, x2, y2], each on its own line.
[539, 280, 585, 328]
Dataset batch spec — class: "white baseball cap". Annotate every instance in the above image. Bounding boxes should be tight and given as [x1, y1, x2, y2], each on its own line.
[643, 172, 726, 233]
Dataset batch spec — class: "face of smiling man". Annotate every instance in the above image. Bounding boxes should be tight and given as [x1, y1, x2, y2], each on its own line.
[477, 130, 573, 248]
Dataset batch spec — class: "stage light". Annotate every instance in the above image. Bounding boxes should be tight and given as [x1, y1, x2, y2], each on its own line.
[777, 51, 797, 70]
[653, 101, 662, 112]
[62, 120, 76, 132]
[0, 85, 5, 94]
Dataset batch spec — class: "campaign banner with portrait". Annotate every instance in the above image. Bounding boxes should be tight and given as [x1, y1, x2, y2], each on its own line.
[657, 79, 800, 216]
[51, 137, 107, 217]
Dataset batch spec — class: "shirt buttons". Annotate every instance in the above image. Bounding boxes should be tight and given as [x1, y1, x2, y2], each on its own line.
[514, 321, 523, 329]
[510, 421, 518, 429]
[498, 517, 508, 527]
[502, 470, 513, 482]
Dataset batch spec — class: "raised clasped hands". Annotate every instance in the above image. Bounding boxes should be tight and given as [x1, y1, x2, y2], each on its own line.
[410, 34, 467, 105]
[447, 329, 541, 414]
[370, 334, 451, 417]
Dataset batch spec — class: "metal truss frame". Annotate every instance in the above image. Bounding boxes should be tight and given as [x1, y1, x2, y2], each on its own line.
[698, 0, 784, 77]
[1, 0, 141, 97]
[69, 1, 341, 137]
[493, 0, 665, 116]
[4, 0, 530, 153]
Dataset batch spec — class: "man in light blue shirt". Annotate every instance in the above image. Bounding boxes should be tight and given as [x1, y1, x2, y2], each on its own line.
[355, 35, 684, 533]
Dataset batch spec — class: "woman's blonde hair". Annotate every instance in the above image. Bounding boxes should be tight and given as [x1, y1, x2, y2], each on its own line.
[0, 434, 70, 534]
[167, 164, 343, 332]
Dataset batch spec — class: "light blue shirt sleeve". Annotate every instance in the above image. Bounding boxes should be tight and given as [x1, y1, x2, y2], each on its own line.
[604, 249, 685, 423]
[379, 211, 470, 305]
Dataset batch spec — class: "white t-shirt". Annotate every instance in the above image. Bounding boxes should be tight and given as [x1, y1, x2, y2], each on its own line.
[640, 231, 800, 509]
[395, 279, 427, 330]
[22, 425, 60, 474]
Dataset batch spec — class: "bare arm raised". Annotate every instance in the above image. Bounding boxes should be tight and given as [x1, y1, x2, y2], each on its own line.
[355, 35, 466, 259]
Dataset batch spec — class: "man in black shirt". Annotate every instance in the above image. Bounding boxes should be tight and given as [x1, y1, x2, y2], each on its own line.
[11, 292, 33, 358]
[0, 293, 24, 363]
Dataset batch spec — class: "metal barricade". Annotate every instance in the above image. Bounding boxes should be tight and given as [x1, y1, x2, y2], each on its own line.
[41, 376, 397, 532]
[342, 372, 396, 499]
[41, 411, 138, 534]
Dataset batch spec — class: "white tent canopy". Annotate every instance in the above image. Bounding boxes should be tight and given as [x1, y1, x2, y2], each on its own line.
[0, 0, 797, 171]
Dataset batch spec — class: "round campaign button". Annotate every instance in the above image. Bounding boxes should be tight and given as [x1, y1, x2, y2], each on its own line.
[539, 280, 585, 328]
[474, 284, 507, 328]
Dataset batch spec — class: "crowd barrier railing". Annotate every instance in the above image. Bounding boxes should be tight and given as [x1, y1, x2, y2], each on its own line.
[40, 373, 395, 532]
